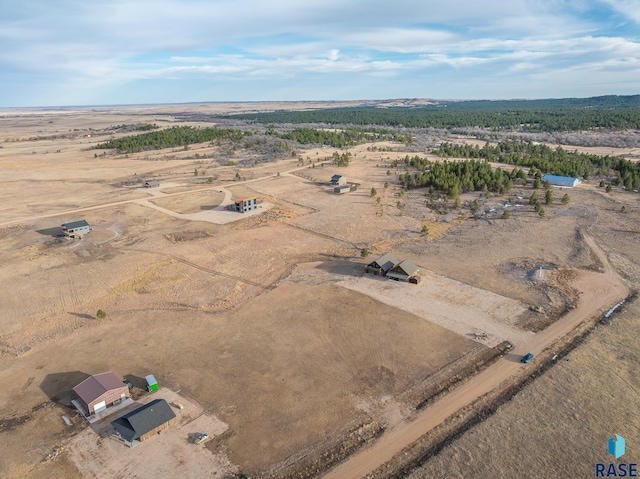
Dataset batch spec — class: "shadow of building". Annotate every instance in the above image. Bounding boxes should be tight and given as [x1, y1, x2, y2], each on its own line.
[40, 371, 91, 406]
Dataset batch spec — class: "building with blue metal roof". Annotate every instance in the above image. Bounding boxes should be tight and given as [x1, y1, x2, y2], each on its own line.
[541, 175, 581, 188]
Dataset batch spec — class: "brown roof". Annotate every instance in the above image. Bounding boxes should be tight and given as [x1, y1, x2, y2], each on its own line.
[73, 372, 126, 404]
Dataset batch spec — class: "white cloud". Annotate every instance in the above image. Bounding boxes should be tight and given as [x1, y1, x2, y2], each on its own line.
[345, 28, 457, 53]
[601, 0, 640, 23]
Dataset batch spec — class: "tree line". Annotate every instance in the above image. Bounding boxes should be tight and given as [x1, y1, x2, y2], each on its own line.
[267, 126, 412, 147]
[95, 124, 414, 154]
[434, 141, 640, 191]
[227, 96, 640, 132]
[95, 125, 250, 153]
[397, 157, 520, 196]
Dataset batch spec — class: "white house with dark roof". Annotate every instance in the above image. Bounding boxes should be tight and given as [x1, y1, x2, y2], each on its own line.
[330, 175, 346, 186]
[61, 220, 91, 237]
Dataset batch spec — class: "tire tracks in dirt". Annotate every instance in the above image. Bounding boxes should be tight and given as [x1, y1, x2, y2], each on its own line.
[121, 247, 269, 289]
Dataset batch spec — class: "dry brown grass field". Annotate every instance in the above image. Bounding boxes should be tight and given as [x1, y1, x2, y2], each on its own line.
[0, 103, 638, 478]
[408, 299, 640, 479]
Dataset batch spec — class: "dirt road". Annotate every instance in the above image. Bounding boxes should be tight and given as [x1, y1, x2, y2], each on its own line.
[323, 235, 629, 479]
[0, 165, 309, 228]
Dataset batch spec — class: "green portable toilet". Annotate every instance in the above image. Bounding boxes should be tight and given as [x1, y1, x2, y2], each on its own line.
[145, 374, 158, 392]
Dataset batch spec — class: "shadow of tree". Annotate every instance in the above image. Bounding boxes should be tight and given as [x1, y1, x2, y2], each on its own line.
[69, 312, 94, 320]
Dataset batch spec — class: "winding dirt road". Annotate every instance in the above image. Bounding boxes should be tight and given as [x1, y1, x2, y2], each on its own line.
[323, 234, 628, 479]
[0, 165, 310, 228]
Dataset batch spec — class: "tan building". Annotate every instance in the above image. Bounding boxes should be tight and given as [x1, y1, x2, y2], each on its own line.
[73, 372, 130, 415]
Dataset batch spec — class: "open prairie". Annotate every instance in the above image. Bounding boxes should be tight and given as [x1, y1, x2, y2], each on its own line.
[0, 103, 638, 478]
[408, 300, 640, 479]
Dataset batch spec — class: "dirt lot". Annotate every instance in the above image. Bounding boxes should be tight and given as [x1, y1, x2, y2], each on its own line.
[67, 388, 231, 479]
[149, 190, 226, 214]
[398, 167, 640, 478]
[1, 105, 639, 478]
[338, 271, 532, 347]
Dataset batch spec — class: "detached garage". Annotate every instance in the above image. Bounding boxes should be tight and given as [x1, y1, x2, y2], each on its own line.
[73, 372, 130, 416]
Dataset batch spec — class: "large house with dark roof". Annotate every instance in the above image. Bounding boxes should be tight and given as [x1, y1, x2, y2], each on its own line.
[73, 372, 130, 415]
[365, 253, 399, 276]
[365, 253, 421, 283]
[111, 399, 176, 447]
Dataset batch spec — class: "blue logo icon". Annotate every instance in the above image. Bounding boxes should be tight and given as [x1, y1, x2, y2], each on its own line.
[609, 434, 626, 459]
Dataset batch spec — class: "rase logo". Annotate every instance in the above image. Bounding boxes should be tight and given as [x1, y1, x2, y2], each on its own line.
[610, 435, 626, 460]
[596, 434, 637, 477]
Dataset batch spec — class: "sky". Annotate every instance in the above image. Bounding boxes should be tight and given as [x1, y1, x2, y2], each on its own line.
[1, 0, 639, 107]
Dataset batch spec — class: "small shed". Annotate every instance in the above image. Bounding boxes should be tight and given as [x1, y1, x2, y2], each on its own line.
[334, 185, 351, 194]
[541, 175, 581, 188]
[111, 399, 176, 447]
[387, 260, 419, 282]
[61, 220, 91, 236]
[145, 375, 158, 392]
[365, 253, 399, 276]
[73, 372, 130, 415]
[330, 175, 346, 186]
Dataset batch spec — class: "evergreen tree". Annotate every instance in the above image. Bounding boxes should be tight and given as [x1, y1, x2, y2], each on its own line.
[529, 192, 539, 205]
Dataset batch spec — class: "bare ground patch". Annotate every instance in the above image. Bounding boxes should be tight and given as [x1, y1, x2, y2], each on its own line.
[67, 388, 232, 479]
[149, 190, 225, 214]
[337, 269, 532, 347]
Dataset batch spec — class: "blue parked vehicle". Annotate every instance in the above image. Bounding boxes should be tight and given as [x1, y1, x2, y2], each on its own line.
[521, 352, 534, 363]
